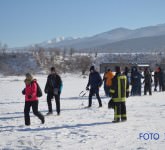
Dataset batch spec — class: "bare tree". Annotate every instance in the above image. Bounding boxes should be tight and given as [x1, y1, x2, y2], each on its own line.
[2, 43, 8, 55]
[62, 48, 67, 60]
[75, 55, 92, 75]
[37, 47, 46, 67]
[95, 51, 98, 58]
[160, 57, 165, 64]
[69, 48, 75, 58]
[0, 43, 8, 55]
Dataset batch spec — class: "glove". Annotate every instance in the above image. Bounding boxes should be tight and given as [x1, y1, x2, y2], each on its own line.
[44, 89, 48, 94]
[108, 99, 114, 109]
[126, 92, 129, 98]
[53, 88, 59, 95]
[28, 95, 32, 99]
[22, 88, 25, 95]
[86, 87, 89, 90]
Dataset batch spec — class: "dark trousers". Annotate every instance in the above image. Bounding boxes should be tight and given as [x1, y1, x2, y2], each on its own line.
[144, 84, 152, 95]
[114, 102, 127, 121]
[47, 94, 60, 114]
[154, 81, 158, 91]
[159, 82, 165, 91]
[105, 86, 111, 97]
[131, 84, 141, 96]
[88, 88, 102, 107]
[24, 101, 44, 125]
[103, 82, 107, 96]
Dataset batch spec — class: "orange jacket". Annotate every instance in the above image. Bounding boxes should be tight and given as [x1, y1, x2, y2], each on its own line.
[105, 71, 114, 86]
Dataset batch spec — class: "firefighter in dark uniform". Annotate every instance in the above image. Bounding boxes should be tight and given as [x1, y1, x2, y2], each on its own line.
[110, 66, 129, 123]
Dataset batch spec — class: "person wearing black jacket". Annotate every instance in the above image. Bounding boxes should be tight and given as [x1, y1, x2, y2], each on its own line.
[44, 67, 62, 115]
[154, 68, 159, 91]
[110, 66, 129, 123]
[143, 68, 152, 95]
[131, 67, 143, 96]
[86, 66, 102, 107]
[157, 67, 165, 91]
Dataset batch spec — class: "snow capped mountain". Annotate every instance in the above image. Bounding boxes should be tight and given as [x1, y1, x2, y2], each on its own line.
[37, 24, 165, 51]
[39, 36, 80, 47]
[16, 23, 163, 53]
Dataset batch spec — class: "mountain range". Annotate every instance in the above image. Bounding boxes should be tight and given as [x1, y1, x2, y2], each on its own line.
[39, 24, 165, 53]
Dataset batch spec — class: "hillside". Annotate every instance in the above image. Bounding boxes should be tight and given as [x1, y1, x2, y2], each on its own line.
[37, 24, 165, 52]
[99, 34, 165, 53]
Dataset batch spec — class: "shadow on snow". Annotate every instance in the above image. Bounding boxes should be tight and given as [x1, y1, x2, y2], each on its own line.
[18, 121, 113, 132]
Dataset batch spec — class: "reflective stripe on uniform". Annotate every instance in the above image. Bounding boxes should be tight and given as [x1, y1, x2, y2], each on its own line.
[121, 114, 127, 117]
[112, 75, 127, 102]
[118, 77, 121, 99]
[114, 106, 121, 119]
[110, 89, 115, 93]
[112, 97, 126, 102]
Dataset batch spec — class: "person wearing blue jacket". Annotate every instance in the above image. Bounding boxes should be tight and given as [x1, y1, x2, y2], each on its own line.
[86, 66, 103, 107]
[131, 67, 143, 96]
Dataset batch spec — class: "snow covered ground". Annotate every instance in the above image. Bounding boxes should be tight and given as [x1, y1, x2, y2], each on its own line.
[0, 74, 165, 150]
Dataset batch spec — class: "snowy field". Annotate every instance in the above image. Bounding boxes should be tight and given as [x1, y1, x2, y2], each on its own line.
[0, 74, 165, 150]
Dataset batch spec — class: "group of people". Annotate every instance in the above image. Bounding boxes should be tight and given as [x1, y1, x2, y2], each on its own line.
[91, 65, 164, 122]
[131, 66, 165, 96]
[22, 67, 62, 126]
[22, 65, 164, 125]
[86, 65, 129, 123]
[103, 66, 165, 97]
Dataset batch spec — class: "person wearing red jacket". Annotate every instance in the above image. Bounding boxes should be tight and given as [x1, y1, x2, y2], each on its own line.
[22, 73, 44, 126]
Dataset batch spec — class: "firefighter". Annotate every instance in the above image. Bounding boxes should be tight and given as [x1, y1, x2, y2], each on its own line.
[110, 66, 129, 123]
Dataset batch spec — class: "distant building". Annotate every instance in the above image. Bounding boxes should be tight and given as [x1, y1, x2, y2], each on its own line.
[100, 63, 150, 73]
[100, 63, 132, 73]
[134, 64, 150, 72]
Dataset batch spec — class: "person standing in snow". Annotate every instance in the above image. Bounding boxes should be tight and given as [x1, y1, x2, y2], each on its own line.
[110, 66, 129, 123]
[103, 68, 114, 97]
[123, 67, 130, 84]
[103, 69, 108, 96]
[22, 73, 45, 126]
[131, 66, 143, 96]
[44, 67, 63, 115]
[157, 67, 165, 91]
[86, 66, 103, 107]
[154, 68, 159, 91]
[143, 68, 152, 95]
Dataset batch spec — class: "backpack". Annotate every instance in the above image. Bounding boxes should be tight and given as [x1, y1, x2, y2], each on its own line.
[36, 82, 42, 97]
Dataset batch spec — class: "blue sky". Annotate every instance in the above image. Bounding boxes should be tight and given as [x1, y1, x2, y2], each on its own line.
[1, 0, 165, 48]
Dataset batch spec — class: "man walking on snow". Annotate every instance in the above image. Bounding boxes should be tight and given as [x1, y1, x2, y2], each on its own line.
[44, 67, 63, 115]
[86, 66, 103, 108]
